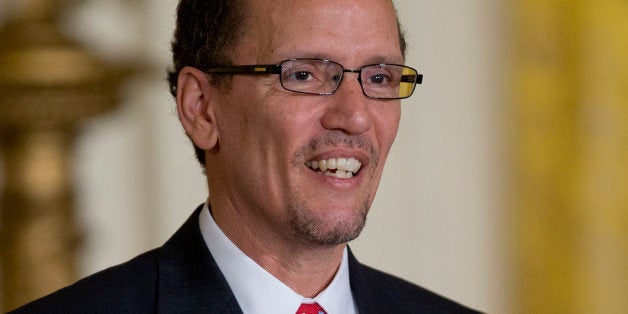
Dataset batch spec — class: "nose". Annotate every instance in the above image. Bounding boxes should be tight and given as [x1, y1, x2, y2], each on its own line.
[320, 73, 372, 135]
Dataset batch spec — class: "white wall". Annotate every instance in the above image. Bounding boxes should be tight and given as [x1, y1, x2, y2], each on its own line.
[2, 1, 508, 312]
[352, 1, 507, 312]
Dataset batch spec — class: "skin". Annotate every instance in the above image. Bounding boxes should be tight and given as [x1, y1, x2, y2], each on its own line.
[177, 0, 403, 297]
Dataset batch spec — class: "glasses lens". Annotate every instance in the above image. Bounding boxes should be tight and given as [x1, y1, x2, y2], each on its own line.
[280, 59, 342, 95]
[361, 65, 418, 99]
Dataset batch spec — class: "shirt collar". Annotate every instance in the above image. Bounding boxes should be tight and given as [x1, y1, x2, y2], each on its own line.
[199, 203, 356, 314]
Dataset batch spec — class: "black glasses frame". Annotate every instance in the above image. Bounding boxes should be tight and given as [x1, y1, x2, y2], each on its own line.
[203, 58, 423, 99]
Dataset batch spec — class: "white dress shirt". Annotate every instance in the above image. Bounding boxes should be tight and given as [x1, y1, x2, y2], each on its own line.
[199, 204, 357, 314]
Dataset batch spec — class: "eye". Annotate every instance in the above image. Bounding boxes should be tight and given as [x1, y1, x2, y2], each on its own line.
[292, 71, 313, 81]
[283, 68, 318, 83]
[367, 73, 391, 85]
[369, 74, 388, 84]
[279, 59, 344, 94]
[282, 60, 324, 82]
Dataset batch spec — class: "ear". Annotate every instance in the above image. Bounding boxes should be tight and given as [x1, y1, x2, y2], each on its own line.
[176, 66, 219, 151]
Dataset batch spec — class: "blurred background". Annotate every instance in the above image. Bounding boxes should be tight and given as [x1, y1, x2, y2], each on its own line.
[0, 0, 626, 312]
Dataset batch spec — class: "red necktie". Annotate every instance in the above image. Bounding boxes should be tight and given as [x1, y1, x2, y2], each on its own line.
[296, 302, 327, 314]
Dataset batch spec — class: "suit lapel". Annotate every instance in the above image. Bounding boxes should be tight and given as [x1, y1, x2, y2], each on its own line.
[348, 248, 381, 314]
[154, 207, 404, 313]
[156, 205, 243, 313]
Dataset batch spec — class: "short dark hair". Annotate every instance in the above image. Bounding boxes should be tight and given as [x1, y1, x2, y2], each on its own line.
[167, 0, 407, 167]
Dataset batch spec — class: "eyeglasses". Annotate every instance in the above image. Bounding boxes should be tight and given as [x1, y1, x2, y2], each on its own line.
[204, 58, 423, 99]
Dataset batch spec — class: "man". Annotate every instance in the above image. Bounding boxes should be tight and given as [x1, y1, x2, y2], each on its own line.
[12, 0, 479, 313]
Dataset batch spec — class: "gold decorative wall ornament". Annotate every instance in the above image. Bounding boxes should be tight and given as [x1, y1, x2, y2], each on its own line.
[510, 0, 628, 312]
[0, 0, 128, 310]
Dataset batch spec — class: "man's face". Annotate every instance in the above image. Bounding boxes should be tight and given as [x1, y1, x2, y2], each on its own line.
[209, 0, 403, 246]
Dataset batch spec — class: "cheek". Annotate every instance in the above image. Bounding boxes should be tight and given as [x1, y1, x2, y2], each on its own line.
[259, 94, 322, 140]
[217, 86, 278, 142]
[221, 91, 314, 168]
[374, 104, 401, 149]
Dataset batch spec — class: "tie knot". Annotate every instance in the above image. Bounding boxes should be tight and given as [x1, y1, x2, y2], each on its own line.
[296, 302, 326, 314]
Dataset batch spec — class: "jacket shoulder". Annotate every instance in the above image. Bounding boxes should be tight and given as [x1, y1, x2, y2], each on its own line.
[9, 249, 160, 313]
[348, 251, 481, 313]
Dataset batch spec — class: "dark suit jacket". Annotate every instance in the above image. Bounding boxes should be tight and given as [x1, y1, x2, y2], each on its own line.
[10, 205, 479, 313]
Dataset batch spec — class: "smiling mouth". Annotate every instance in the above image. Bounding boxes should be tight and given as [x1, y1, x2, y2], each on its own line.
[305, 157, 362, 179]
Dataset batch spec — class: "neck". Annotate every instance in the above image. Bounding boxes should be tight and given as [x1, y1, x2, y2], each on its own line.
[255, 244, 345, 297]
[208, 197, 346, 297]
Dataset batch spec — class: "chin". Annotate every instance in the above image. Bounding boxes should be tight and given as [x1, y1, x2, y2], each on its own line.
[288, 199, 370, 246]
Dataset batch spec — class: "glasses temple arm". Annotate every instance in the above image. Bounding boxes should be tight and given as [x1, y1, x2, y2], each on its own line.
[400, 74, 423, 84]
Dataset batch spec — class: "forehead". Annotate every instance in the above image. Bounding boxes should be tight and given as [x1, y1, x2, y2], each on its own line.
[237, 0, 403, 63]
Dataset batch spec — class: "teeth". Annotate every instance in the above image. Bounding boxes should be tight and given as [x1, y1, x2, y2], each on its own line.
[327, 158, 336, 170]
[324, 170, 353, 178]
[346, 158, 359, 172]
[319, 159, 328, 171]
[337, 158, 347, 170]
[306, 157, 362, 178]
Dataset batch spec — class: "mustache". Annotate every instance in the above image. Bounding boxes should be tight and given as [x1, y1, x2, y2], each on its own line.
[294, 132, 378, 166]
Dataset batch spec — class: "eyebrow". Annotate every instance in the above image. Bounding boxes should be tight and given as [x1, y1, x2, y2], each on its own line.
[269, 47, 405, 65]
[362, 55, 406, 65]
